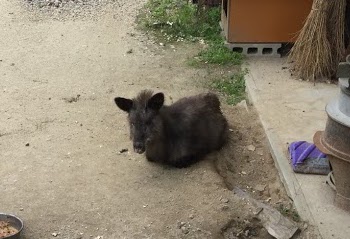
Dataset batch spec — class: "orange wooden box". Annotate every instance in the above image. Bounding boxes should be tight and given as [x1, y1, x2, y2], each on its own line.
[221, 0, 313, 43]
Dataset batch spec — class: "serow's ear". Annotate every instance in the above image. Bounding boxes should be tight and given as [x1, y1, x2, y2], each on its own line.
[147, 93, 164, 111]
[114, 97, 133, 112]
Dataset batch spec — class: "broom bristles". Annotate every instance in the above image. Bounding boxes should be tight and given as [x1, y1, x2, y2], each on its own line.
[289, 0, 346, 81]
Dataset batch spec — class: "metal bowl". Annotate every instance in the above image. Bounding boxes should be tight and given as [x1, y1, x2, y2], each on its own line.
[0, 213, 24, 239]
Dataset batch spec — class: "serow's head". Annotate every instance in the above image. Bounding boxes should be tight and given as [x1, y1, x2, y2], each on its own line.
[114, 90, 164, 154]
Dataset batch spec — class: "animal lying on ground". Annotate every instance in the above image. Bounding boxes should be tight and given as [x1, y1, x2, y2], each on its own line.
[114, 90, 229, 168]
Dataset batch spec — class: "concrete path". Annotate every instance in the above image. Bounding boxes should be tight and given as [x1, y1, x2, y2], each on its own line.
[245, 57, 350, 239]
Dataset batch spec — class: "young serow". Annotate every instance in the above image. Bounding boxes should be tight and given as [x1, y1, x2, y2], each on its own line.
[114, 90, 229, 168]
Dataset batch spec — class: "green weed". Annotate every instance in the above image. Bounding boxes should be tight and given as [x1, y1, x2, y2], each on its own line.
[196, 42, 243, 65]
[277, 204, 301, 222]
[211, 69, 247, 105]
[138, 0, 242, 65]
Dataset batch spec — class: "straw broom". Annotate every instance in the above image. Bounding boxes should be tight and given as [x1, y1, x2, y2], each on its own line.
[289, 0, 346, 81]
[329, 0, 347, 70]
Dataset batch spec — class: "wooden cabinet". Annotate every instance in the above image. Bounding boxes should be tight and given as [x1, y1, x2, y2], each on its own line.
[221, 0, 313, 43]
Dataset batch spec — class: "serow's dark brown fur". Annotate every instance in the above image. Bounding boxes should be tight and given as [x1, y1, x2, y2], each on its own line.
[114, 90, 229, 168]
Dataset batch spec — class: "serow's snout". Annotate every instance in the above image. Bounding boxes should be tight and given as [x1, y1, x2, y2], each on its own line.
[133, 142, 145, 154]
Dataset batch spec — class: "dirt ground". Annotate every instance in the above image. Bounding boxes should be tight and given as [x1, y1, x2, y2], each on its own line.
[1, 1, 318, 238]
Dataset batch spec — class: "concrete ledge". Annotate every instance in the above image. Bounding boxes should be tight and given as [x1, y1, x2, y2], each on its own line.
[245, 68, 314, 223]
[243, 58, 350, 239]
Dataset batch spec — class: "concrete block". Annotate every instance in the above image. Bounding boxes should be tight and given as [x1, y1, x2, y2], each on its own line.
[225, 43, 282, 57]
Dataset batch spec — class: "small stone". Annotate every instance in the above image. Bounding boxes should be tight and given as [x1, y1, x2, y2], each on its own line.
[119, 148, 128, 153]
[253, 207, 263, 215]
[159, 43, 164, 46]
[177, 221, 186, 228]
[237, 100, 249, 111]
[303, 223, 308, 230]
[25, 143, 30, 147]
[126, 49, 133, 54]
[254, 184, 266, 192]
[19, 208, 24, 211]
[247, 145, 256, 151]
[181, 226, 189, 234]
[241, 171, 247, 175]
[189, 214, 194, 219]
[221, 205, 229, 211]
[244, 230, 249, 236]
[52, 232, 59, 237]
[221, 198, 229, 203]
[54, 0, 60, 7]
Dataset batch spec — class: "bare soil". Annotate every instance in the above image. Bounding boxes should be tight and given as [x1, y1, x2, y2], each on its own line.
[0, 1, 319, 238]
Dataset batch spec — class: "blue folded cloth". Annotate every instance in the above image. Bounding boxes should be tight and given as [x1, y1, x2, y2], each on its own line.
[289, 141, 330, 175]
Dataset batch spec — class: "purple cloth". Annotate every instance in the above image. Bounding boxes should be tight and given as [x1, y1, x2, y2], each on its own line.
[289, 141, 330, 175]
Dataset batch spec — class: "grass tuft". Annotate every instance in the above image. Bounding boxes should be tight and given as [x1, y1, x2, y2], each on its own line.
[277, 204, 301, 222]
[138, 0, 242, 65]
[211, 69, 247, 105]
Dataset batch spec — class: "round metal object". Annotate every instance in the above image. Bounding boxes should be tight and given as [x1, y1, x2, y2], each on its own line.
[0, 213, 23, 239]
[339, 78, 350, 116]
[313, 57, 350, 212]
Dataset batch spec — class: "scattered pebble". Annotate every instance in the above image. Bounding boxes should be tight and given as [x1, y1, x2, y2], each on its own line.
[221, 198, 229, 203]
[237, 100, 249, 111]
[241, 171, 247, 175]
[221, 205, 229, 211]
[253, 207, 263, 215]
[126, 49, 133, 54]
[254, 184, 266, 192]
[119, 148, 128, 153]
[63, 94, 80, 103]
[52, 232, 59, 237]
[256, 150, 263, 156]
[25, 143, 30, 147]
[189, 214, 194, 219]
[246, 145, 256, 151]
[177, 221, 186, 229]
[181, 226, 189, 234]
